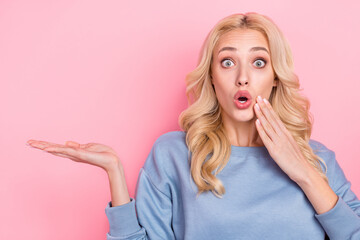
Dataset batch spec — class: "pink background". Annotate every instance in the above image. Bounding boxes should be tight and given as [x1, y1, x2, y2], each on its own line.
[1, 0, 359, 239]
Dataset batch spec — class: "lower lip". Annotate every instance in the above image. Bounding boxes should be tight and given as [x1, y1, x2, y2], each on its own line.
[234, 99, 252, 109]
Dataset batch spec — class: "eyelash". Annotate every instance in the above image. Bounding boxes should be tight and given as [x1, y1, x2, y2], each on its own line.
[220, 58, 267, 68]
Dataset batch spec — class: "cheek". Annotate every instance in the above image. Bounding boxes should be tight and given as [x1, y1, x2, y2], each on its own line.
[213, 83, 224, 100]
[213, 82, 232, 106]
[260, 80, 276, 98]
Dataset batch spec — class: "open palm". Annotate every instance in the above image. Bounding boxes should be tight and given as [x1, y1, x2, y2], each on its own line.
[27, 139, 120, 171]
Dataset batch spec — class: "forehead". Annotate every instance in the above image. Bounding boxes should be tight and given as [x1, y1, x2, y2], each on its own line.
[214, 29, 269, 53]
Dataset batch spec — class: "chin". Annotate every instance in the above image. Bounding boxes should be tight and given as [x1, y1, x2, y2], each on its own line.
[233, 111, 256, 123]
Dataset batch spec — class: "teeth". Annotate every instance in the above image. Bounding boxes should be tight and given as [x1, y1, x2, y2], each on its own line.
[239, 100, 246, 103]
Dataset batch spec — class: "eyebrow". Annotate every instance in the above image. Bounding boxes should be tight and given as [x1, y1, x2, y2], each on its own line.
[218, 46, 269, 55]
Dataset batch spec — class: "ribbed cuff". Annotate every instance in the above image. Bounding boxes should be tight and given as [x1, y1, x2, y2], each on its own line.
[105, 198, 142, 237]
[315, 196, 360, 239]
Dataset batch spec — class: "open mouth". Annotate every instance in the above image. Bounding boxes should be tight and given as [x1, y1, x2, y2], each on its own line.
[234, 90, 252, 109]
[238, 97, 248, 103]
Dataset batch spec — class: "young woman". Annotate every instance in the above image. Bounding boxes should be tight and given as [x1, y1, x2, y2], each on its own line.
[27, 12, 360, 239]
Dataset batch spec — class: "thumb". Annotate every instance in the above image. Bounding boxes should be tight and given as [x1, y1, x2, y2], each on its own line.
[65, 141, 80, 148]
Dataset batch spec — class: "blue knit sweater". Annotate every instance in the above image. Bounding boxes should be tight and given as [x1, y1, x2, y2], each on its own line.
[105, 131, 360, 239]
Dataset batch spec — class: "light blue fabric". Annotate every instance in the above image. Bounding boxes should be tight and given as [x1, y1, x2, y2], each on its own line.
[105, 131, 360, 240]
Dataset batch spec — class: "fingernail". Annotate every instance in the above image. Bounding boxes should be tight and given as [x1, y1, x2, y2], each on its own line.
[263, 98, 269, 104]
[257, 96, 262, 101]
[255, 103, 260, 111]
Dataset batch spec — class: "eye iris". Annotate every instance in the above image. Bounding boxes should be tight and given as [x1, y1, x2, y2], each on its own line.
[255, 60, 264, 67]
[225, 60, 232, 67]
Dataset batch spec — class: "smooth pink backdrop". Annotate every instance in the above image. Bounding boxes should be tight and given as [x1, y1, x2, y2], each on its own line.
[1, 0, 359, 239]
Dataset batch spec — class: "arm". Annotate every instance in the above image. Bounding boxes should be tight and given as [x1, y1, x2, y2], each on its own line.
[105, 142, 176, 240]
[26, 139, 148, 239]
[104, 163, 147, 240]
[106, 163, 131, 207]
[297, 151, 360, 240]
[26, 139, 171, 239]
[296, 165, 338, 215]
[253, 98, 360, 239]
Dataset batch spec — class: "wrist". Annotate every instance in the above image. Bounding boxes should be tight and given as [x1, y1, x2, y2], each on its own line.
[295, 165, 338, 214]
[106, 164, 130, 207]
[292, 162, 317, 187]
[105, 159, 123, 174]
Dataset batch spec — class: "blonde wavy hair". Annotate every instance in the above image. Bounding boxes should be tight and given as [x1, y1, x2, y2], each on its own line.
[178, 12, 328, 197]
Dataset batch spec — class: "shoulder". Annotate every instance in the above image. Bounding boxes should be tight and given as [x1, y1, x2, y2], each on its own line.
[153, 130, 187, 150]
[150, 131, 188, 160]
[309, 139, 336, 173]
[308, 139, 340, 183]
[142, 131, 189, 182]
[309, 139, 334, 156]
[309, 139, 336, 165]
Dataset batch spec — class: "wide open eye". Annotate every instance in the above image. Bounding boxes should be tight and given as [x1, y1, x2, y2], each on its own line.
[221, 59, 235, 68]
[253, 59, 266, 68]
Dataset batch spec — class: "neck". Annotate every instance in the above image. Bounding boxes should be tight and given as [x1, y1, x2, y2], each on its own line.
[222, 117, 264, 147]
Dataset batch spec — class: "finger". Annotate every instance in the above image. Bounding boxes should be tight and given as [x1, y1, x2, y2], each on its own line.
[28, 140, 65, 149]
[36, 140, 64, 146]
[65, 141, 80, 148]
[79, 142, 117, 156]
[254, 103, 277, 142]
[261, 98, 299, 154]
[80, 143, 90, 149]
[263, 99, 292, 139]
[259, 98, 282, 136]
[263, 99, 304, 157]
[66, 141, 94, 151]
[47, 151, 80, 161]
[44, 146, 83, 160]
[28, 141, 53, 150]
[255, 119, 274, 149]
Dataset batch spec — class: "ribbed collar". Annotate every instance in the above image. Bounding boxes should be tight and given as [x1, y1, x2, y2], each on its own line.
[230, 144, 269, 157]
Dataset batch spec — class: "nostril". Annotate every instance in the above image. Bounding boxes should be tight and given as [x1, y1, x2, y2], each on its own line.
[238, 82, 248, 85]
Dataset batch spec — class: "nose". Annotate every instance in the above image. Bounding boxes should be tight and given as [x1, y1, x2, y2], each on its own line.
[236, 69, 249, 86]
[237, 79, 248, 86]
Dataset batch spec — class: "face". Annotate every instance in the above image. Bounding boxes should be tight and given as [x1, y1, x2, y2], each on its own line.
[210, 28, 277, 125]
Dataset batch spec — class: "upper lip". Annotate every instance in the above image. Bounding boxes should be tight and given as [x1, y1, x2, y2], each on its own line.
[234, 90, 252, 101]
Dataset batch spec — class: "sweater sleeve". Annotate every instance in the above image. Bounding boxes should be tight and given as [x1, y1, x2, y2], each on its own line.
[314, 151, 360, 240]
[105, 136, 176, 240]
[105, 198, 146, 239]
[104, 168, 175, 239]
